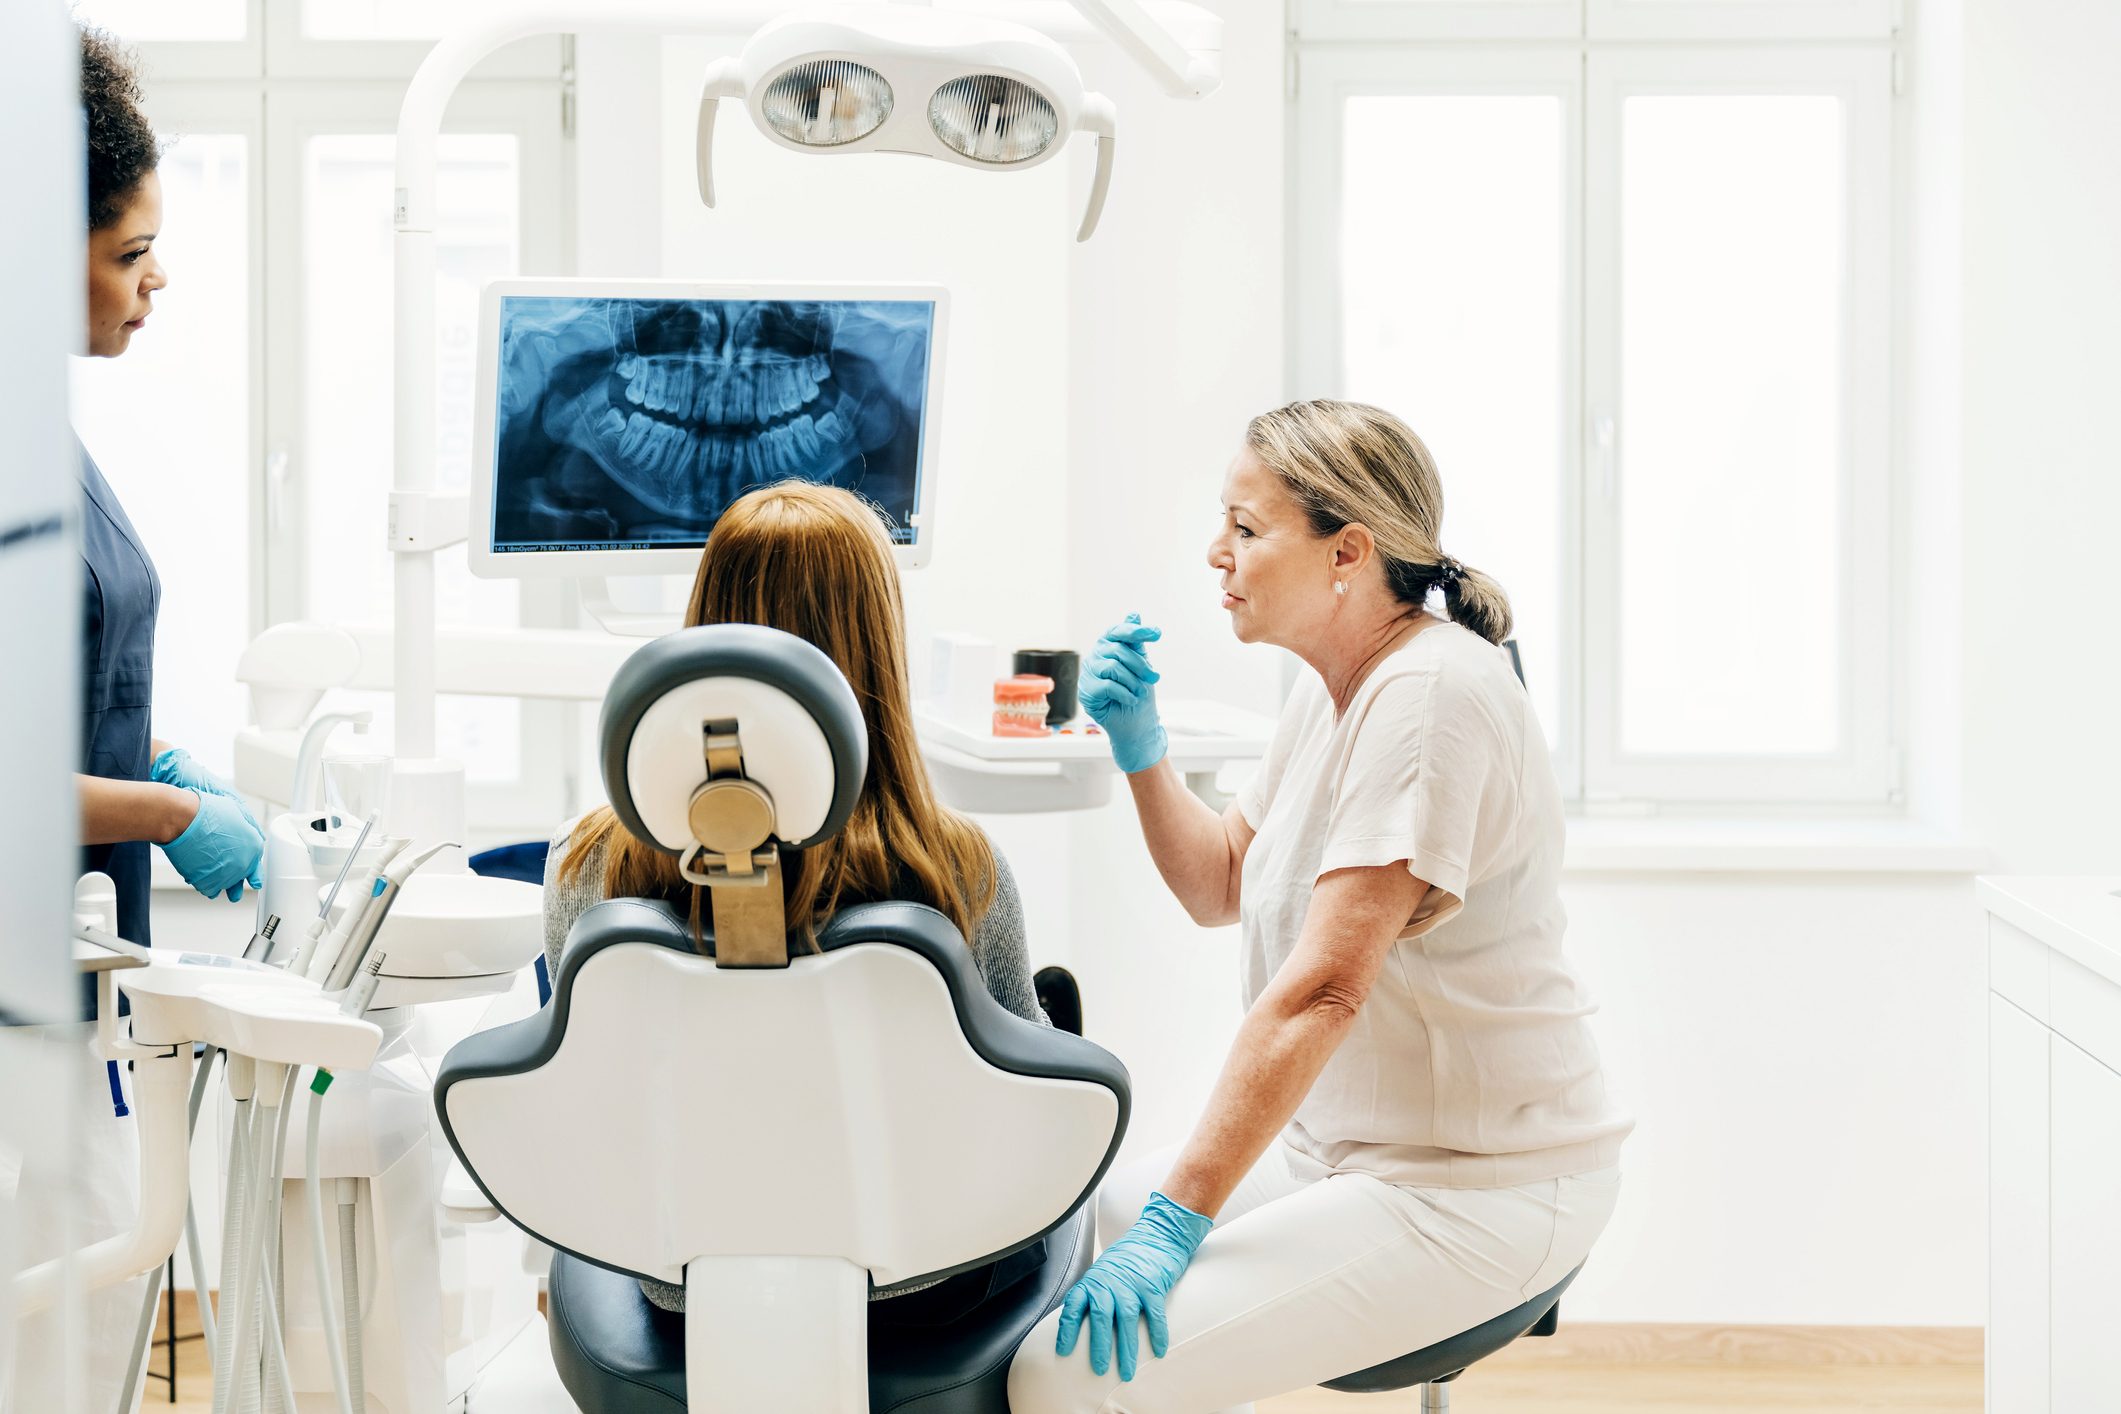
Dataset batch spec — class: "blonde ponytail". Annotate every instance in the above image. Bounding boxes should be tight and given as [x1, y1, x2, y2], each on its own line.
[1245, 400, 1515, 645]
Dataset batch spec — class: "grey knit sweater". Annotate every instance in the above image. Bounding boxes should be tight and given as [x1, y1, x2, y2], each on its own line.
[539, 820, 1048, 1312]
[541, 820, 1046, 1024]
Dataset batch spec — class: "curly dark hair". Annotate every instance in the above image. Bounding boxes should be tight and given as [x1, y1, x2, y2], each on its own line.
[80, 25, 161, 231]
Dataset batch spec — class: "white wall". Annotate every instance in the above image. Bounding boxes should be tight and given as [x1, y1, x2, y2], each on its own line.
[1959, 0, 2121, 873]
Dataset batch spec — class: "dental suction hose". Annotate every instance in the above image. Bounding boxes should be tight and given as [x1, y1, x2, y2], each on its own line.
[340, 1183, 364, 1413]
[305, 1070, 356, 1414]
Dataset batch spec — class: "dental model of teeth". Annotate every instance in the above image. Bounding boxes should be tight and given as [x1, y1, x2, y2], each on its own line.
[992, 675, 1057, 738]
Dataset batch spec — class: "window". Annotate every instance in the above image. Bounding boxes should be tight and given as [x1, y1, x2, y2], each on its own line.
[72, 10, 571, 829]
[1294, 10, 1896, 808]
[71, 120, 255, 777]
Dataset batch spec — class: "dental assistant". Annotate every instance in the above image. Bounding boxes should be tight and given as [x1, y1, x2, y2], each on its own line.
[73, 26, 266, 938]
[2, 30, 265, 1414]
[1010, 400, 1631, 1413]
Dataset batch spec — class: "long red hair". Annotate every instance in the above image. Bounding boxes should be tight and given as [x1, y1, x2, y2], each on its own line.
[558, 481, 997, 946]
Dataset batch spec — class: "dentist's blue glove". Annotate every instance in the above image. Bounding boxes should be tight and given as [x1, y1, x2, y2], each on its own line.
[151, 747, 263, 838]
[1079, 615, 1167, 774]
[1054, 1192, 1213, 1381]
[160, 790, 267, 902]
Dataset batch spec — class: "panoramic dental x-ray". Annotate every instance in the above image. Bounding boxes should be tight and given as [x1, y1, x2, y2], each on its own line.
[492, 295, 933, 553]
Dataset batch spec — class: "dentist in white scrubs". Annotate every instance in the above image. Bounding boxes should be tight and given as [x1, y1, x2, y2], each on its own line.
[1010, 400, 1631, 1413]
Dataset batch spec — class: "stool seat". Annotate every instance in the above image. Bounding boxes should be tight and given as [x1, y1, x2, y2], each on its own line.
[1321, 1266, 1580, 1394]
[547, 1203, 1094, 1414]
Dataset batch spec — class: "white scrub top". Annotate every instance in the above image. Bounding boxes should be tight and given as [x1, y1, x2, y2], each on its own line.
[1237, 619, 1632, 1189]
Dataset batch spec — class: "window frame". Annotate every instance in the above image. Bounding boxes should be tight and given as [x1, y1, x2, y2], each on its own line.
[1292, 29, 1900, 811]
[1293, 1, 1584, 43]
[262, 80, 573, 829]
[1580, 44, 1895, 806]
[88, 0, 263, 80]
[93, 21, 576, 834]
[1585, 0, 1895, 41]
[1292, 47, 1588, 800]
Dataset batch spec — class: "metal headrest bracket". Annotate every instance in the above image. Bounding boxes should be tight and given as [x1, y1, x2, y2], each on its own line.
[678, 718, 789, 968]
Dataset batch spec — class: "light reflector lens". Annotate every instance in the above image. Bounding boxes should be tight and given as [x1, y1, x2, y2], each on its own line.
[928, 75, 1059, 165]
[760, 60, 894, 147]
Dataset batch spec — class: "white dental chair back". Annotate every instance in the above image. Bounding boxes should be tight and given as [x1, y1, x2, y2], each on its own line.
[434, 626, 1128, 1412]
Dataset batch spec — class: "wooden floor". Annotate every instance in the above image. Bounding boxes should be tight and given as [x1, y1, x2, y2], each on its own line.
[153, 1325, 1983, 1414]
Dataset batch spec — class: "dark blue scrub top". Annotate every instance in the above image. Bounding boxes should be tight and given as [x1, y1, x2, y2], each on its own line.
[77, 439, 160, 986]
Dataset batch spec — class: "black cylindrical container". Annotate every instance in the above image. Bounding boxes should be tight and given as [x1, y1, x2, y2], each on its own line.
[1011, 648, 1081, 726]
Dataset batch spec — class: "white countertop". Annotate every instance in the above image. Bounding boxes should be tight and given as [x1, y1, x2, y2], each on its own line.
[1978, 875, 2121, 988]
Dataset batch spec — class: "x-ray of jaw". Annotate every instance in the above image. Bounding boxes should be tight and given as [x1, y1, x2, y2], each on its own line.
[492, 296, 932, 550]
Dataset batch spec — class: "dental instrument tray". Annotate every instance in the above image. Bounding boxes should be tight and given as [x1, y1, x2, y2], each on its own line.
[912, 697, 1273, 814]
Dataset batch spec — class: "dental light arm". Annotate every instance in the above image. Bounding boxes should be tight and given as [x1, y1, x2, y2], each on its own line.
[1066, 0, 1218, 97]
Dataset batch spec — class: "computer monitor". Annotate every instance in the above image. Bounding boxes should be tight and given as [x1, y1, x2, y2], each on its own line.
[469, 278, 946, 578]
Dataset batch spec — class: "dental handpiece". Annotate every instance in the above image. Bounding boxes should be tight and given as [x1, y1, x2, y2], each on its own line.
[287, 814, 376, 978]
[306, 837, 408, 985]
[339, 952, 387, 1016]
[241, 913, 281, 964]
[325, 841, 457, 992]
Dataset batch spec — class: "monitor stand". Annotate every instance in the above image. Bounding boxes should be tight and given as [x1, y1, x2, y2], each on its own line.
[578, 575, 690, 638]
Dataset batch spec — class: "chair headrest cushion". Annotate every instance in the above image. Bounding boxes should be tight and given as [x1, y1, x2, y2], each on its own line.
[599, 624, 867, 852]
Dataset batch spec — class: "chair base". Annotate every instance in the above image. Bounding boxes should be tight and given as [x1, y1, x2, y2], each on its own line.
[1420, 1383, 1448, 1414]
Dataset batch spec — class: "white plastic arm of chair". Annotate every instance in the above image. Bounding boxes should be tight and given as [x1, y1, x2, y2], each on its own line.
[696, 59, 747, 208]
[10, 1044, 192, 1317]
[1077, 94, 1118, 242]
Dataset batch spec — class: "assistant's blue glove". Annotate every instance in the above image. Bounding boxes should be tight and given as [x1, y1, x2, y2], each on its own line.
[151, 747, 263, 838]
[160, 790, 267, 902]
[1055, 1192, 1213, 1381]
[1079, 615, 1167, 774]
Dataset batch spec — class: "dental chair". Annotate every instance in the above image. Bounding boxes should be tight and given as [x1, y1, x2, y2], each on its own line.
[433, 625, 1130, 1412]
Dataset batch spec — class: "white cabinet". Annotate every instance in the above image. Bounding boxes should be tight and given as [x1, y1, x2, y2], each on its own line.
[1988, 995, 2047, 1413]
[1981, 877, 2121, 1414]
[2048, 1036, 2121, 1410]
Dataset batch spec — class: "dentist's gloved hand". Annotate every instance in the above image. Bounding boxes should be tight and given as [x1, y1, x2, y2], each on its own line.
[151, 747, 263, 838]
[1079, 615, 1167, 774]
[160, 790, 267, 902]
[1054, 1192, 1213, 1381]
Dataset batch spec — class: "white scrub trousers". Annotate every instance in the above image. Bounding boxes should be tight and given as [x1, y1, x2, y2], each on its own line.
[0, 1023, 150, 1414]
[1008, 1142, 1619, 1414]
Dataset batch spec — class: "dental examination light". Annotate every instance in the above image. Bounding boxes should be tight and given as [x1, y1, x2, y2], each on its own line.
[698, 5, 1121, 240]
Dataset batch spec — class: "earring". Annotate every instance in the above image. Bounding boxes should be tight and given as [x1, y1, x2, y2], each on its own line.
[1334, 580, 1347, 597]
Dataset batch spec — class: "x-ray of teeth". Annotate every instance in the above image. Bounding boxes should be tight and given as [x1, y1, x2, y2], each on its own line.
[490, 296, 933, 553]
